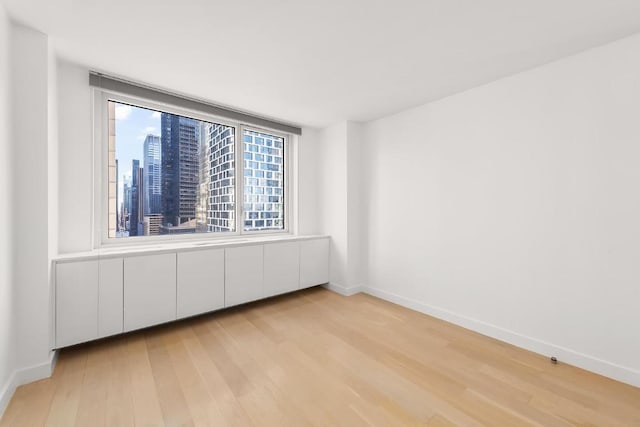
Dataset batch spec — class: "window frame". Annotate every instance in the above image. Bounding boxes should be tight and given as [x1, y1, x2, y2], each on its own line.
[93, 88, 292, 248]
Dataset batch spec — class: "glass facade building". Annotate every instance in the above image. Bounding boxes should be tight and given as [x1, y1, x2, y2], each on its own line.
[161, 114, 201, 227]
[143, 134, 162, 215]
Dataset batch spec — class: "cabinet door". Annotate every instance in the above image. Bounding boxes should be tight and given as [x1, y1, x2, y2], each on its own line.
[56, 260, 99, 348]
[177, 249, 224, 319]
[98, 257, 123, 338]
[264, 242, 300, 297]
[299, 238, 330, 288]
[225, 245, 263, 307]
[124, 253, 177, 332]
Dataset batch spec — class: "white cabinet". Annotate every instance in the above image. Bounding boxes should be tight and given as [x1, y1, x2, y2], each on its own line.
[56, 260, 99, 348]
[300, 238, 330, 288]
[264, 242, 300, 297]
[177, 249, 224, 319]
[225, 245, 263, 306]
[98, 257, 123, 338]
[124, 253, 177, 332]
[55, 236, 330, 348]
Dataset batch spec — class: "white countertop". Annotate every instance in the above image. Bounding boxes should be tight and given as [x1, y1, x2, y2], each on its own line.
[54, 234, 329, 262]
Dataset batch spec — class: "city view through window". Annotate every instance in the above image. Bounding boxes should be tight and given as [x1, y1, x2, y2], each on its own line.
[108, 101, 285, 238]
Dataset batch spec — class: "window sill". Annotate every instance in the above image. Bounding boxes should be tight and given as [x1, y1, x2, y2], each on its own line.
[54, 234, 329, 263]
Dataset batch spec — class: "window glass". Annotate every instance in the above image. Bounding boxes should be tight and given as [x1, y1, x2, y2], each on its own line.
[109, 100, 235, 238]
[243, 129, 285, 231]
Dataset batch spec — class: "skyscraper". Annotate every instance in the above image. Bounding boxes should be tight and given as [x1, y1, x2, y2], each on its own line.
[196, 122, 210, 232]
[136, 166, 144, 236]
[143, 134, 161, 215]
[242, 130, 285, 230]
[161, 114, 201, 227]
[130, 159, 140, 236]
[206, 124, 235, 232]
[115, 159, 119, 232]
[123, 180, 131, 231]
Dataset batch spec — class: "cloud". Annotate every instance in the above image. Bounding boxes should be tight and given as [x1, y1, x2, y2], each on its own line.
[137, 127, 158, 141]
[115, 104, 132, 120]
[151, 111, 161, 119]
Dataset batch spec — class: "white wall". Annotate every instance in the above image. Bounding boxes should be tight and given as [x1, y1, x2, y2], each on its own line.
[47, 38, 59, 368]
[0, 4, 16, 416]
[346, 122, 365, 288]
[362, 33, 640, 386]
[48, 43, 59, 262]
[316, 121, 365, 293]
[10, 21, 55, 384]
[296, 127, 320, 235]
[57, 59, 93, 253]
[318, 122, 349, 286]
[1, 19, 57, 416]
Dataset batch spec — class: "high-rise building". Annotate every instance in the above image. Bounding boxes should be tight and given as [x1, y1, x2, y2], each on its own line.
[242, 130, 285, 230]
[115, 159, 119, 232]
[206, 124, 235, 232]
[130, 159, 141, 236]
[143, 134, 161, 215]
[143, 214, 163, 236]
[196, 122, 209, 232]
[123, 178, 131, 230]
[136, 166, 144, 235]
[161, 114, 201, 228]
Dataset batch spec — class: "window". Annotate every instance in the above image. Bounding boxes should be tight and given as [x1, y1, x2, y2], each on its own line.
[243, 130, 285, 231]
[102, 97, 289, 242]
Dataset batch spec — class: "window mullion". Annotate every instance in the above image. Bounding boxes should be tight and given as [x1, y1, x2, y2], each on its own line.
[237, 125, 245, 235]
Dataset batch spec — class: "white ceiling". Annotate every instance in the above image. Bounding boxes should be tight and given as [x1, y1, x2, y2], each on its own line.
[4, 0, 640, 127]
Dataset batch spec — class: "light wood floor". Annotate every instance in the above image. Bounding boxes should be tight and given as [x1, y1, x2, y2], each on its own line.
[2, 287, 639, 426]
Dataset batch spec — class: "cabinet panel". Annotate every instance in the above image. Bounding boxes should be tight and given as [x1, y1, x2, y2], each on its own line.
[177, 249, 225, 319]
[300, 238, 330, 288]
[56, 260, 99, 348]
[225, 245, 263, 307]
[98, 257, 123, 338]
[124, 253, 177, 332]
[264, 242, 300, 297]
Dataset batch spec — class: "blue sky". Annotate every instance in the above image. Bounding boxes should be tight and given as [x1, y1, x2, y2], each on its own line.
[114, 102, 161, 199]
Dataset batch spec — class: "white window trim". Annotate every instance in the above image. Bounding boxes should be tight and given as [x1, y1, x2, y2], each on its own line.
[92, 88, 293, 249]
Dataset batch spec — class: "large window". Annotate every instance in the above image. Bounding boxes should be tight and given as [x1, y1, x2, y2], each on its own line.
[104, 98, 288, 241]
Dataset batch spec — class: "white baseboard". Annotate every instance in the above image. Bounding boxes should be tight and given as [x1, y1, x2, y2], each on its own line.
[362, 286, 640, 388]
[0, 350, 58, 419]
[323, 282, 364, 297]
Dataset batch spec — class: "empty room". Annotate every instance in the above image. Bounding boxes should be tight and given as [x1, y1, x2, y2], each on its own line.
[1, 0, 639, 425]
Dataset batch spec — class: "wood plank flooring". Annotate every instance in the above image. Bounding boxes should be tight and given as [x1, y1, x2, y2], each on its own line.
[2, 287, 639, 426]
